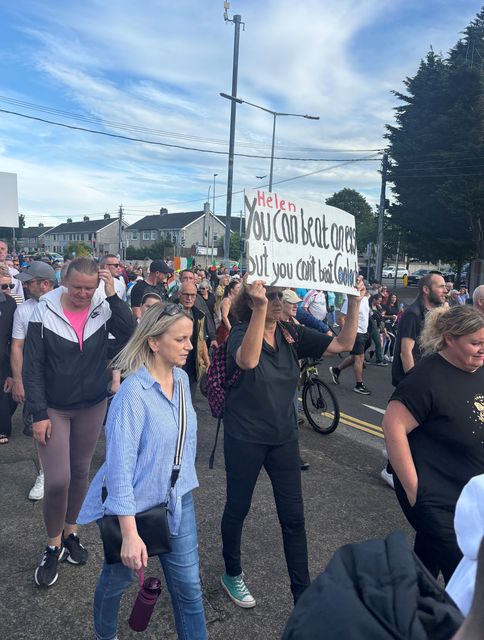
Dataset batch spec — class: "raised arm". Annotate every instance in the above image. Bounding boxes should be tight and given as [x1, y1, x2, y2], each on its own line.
[235, 281, 268, 370]
[325, 281, 365, 355]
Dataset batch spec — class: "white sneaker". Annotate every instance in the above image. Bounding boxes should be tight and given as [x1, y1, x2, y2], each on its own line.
[380, 468, 394, 490]
[29, 471, 44, 501]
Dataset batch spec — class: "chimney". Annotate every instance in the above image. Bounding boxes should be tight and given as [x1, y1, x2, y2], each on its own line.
[67, 218, 73, 223]
[38, 222, 44, 227]
[160, 207, 168, 216]
[83, 215, 89, 222]
[104, 213, 111, 220]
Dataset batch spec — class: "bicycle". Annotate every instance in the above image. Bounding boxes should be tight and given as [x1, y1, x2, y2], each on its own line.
[299, 358, 340, 435]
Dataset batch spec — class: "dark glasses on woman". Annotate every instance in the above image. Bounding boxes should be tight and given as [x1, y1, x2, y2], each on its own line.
[266, 291, 283, 301]
[1, 283, 15, 290]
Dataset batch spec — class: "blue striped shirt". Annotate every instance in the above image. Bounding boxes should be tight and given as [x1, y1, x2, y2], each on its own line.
[78, 365, 198, 535]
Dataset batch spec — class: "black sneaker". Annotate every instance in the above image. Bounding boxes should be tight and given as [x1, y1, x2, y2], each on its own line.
[62, 533, 88, 565]
[353, 383, 371, 395]
[34, 545, 65, 587]
[329, 366, 340, 385]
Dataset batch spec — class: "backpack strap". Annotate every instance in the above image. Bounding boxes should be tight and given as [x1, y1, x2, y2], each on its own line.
[208, 417, 223, 469]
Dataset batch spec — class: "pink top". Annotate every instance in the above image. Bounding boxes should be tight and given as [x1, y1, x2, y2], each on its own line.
[64, 307, 90, 350]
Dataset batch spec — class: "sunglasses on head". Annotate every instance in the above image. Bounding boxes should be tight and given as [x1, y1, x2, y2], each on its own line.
[157, 303, 187, 319]
[267, 291, 283, 301]
[1, 283, 15, 290]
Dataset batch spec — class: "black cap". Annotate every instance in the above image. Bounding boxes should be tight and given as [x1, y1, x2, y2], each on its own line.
[149, 259, 173, 274]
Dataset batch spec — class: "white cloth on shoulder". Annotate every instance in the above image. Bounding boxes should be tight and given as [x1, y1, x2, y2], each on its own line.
[446, 473, 484, 615]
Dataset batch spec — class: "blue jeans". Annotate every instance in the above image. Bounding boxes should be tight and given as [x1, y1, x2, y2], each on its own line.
[94, 492, 207, 640]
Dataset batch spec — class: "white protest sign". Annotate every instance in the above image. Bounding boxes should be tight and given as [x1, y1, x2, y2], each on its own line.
[245, 190, 359, 294]
[0, 172, 19, 227]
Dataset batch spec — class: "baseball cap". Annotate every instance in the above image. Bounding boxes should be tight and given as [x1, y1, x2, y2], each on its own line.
[149, 259, 173, 274]
[16, 262, 56, 281]
[282, 289, 302, 304]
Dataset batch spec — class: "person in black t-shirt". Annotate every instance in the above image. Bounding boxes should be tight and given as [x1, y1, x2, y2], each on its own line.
[130, 259, 172, 320]
[391, 272, 446, 387]
[220, 278, 364, 608]
[381, 273, 447, 488]
[382, 305, 484, 584]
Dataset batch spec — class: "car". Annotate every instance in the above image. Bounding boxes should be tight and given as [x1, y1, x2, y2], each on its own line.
[407, 268, 441, 286]
[382, 266, 408, 278]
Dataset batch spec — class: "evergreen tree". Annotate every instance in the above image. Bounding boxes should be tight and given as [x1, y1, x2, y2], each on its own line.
[386, 8, 484, 260]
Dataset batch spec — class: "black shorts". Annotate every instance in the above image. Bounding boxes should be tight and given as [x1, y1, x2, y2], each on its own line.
[350, 333, 368, 356]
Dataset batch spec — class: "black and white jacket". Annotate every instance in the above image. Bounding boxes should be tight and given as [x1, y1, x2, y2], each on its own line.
[23, 287, 135, 422]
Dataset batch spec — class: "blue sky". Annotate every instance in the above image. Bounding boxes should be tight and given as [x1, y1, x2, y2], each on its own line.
[0, 0, 481, 228]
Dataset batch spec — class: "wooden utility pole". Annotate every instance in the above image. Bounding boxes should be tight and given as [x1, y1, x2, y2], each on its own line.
[375, 153, 388, 282]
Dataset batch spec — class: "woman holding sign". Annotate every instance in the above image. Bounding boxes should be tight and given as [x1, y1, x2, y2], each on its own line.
[219, 278, 364, 608]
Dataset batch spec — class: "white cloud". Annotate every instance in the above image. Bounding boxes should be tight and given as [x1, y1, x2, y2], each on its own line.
[0, 0, 480, 223]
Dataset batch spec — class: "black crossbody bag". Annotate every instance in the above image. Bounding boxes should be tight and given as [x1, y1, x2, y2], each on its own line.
[98, 378, 188, 564]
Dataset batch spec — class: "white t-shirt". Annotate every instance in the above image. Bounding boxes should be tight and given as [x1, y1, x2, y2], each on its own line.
[96, 276, 126, 301]
[302, 290, 327, 320]
[12, 298, 38, 340]
[7, 266, 25, 302]
[340, 295, 370, 334]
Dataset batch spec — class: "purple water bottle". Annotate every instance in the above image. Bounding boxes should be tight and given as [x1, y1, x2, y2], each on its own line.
[128, 571, 162, 632]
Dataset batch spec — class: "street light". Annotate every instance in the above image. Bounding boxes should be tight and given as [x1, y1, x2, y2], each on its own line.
[220, 93, 319, 192]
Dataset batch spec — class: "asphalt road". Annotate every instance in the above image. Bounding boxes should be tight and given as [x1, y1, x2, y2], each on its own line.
[0, 286, 418, 640]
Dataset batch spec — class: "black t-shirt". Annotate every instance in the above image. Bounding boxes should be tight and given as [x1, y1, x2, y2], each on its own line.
[391, 298, 426, 386]
[224, 323, 332, 444]
[391, 353, 484, 507]
[130, 280, 167, 308]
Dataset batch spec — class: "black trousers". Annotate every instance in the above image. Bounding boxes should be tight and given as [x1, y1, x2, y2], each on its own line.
[221, 433, 309, 602]
[0, 375, 17, 437]
[394, 477, 462, 584]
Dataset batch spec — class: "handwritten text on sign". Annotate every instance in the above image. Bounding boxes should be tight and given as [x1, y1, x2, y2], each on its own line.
[245, 190, 359, 294]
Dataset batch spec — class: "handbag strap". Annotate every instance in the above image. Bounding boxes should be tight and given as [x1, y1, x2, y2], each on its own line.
[101, 376, 188, 504]
[169, 378, 187, 489]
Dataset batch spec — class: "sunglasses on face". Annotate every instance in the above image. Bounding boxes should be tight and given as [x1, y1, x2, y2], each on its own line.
[198, 287, 207, 290]
[180, 293, 196, 298]
[106, 263, 121, 268]
[1, 283, 15, 290]
[267, 291, 283, 301]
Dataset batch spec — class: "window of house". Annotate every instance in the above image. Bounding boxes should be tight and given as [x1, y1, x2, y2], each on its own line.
[132, 231, 138, 240]
[151, 231, 157, 240]
[143, 231, 150, 240]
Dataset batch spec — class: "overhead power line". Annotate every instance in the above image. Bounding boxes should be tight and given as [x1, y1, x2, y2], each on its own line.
[0, 107, 382, 162]
[0, 95, 383, 153]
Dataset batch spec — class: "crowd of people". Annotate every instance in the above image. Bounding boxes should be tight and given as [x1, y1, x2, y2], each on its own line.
[1, 240, 483, 639]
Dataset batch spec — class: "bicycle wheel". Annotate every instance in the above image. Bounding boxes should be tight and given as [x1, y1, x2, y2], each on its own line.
[302, 377, 340, 435]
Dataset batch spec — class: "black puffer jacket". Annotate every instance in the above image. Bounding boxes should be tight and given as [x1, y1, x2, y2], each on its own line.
[24, 287, 135, 421]
[283, 531, 463, 640]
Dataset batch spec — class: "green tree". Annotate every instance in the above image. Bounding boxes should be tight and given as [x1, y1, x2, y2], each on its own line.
[216, 232, 242, 261]
[325, 188, 377, 250]
[64, 241, 92, 257]
[386, 9, 484, 261]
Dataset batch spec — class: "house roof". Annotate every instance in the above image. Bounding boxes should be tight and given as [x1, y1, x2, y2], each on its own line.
[44, 218, 117, 234]
[20, 226, 54, 238]
[127, 211, 206, 231]
[216, 215, 245, 234]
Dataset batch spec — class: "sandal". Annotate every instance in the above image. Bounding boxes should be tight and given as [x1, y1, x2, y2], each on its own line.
[0, 435, 9, 445]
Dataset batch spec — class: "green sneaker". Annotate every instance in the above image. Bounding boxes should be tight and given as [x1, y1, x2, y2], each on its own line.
[221, 572, 256, 608]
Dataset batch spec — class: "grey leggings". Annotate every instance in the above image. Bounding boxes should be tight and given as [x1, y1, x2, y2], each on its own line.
[38, 399, 107, 538]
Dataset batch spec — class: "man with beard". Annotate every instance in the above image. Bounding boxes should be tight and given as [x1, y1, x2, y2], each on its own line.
[391, 272, 447, 387]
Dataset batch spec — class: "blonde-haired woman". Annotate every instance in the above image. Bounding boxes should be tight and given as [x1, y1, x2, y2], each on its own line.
[383, 305, 484, 584]
[78, 303, 207, 640]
